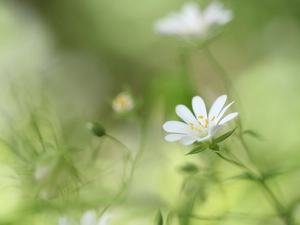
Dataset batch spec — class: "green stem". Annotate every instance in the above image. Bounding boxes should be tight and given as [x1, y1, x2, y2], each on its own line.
[100, 117, 147, 216]
[215, 151, 291, 224]
[202, 43, 292, 225]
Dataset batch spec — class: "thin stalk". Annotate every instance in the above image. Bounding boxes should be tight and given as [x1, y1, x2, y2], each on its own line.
[100, 117, 147, 216]
[215, 150, 291, 225]
[200, 43, 291, 224]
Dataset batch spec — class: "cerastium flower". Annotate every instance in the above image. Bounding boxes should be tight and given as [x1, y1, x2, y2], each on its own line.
[154, 1, 233, 38]
[112, 92, 134, 114]
[58, 210, 111, 225]
[163, 95, 238, 149]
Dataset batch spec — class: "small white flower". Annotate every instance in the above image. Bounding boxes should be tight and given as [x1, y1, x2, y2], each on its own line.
[58, 216, 77, 225]
[154, 1, 233, 37]
[58, 211, 111, 225]
[163, 95, 238, 146]
[34, 155, 58, 182]
[112, 92, 134, 113]
[81, 210, 111, 225]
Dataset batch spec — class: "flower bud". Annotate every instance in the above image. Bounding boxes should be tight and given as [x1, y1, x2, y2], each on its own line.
[112, 92, 134, 113]
[86, 122, 106, 137]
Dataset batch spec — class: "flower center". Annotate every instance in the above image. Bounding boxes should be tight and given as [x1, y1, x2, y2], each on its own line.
[189, 115, 216, 133]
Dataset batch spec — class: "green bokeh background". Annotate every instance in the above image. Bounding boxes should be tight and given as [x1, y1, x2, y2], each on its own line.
[1, 0, 300, 224]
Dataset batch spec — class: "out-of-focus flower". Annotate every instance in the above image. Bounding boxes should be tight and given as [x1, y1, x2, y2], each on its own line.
[86, 122, 106, 137]
[112, 92, 134, 113]
[34, 154, 58, 182]
[154, 1, 233, 37]
[163, 95, 238, 145]
[58, 210, 111, 225]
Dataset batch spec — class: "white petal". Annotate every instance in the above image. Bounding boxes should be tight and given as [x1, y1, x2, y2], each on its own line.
[203, 2, 232, 26]
[81, 211, 97, 225]
[214, 101, 234, 124]
[192, 96, 207, 119]
[154, 16, 182, 35]
[165, 134, 185, 142]
[176, 104, 198, 124]
[218, 112, 238, 125]
[97, 214, 111, 225]
[179, 135, 199, 146]
[208, 95, 227, 121]
[163, 121, 192, 134]
[58, 216, 75, 225]
[208, 125, 220, 137]
[198, 134, 212, 142]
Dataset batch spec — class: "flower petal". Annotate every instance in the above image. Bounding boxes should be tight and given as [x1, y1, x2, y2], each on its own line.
[208, 125, 220, 137]
[214, 101, 234, 124]
[208, 95, 227, 121]
[179, 136, 199, 146]
[165, 134, 185, 142]
[192, 96, 207, 119]
[163, 121, 192, 134]
[176, 104, 198, 124]
[219, 112, 238, 125]
[203, 2, 232, 26]
[58, 216, 76, 225]
[97, 213, 111, 225]
[81, 211, 97, 225]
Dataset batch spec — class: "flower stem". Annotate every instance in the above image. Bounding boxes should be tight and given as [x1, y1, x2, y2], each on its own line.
[215, 150, 292, 224]
[100, 117, 147, 216]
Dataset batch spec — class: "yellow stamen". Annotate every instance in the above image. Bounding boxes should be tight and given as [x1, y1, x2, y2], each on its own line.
[190, 123, 194, 130]
[195, 127, 202, 132]
[198, 115, 204, 119]
[205, 119, 208, 128]
[198, 121, 205, 128]
[212, 116, 216, 121]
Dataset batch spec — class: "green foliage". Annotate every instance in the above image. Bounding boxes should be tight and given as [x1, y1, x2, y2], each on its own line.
[154, 209, 163, 225]
[243, 129, 265, 141]
[86, 122, 106, 137]
[186, 143, 207, 155]
[214, 127, 237, 144]
[178, 163, 199, 174]
[209, 143, 219, 151]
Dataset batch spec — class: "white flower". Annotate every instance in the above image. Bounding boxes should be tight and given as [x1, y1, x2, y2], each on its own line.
[34, 155, 58, 182]
[112, 92, 134, 113]
[58, 210, 111, 225]
[81, 210, 111, 225]
[154, 1, 233, 37]
[163, 95, 238, 146]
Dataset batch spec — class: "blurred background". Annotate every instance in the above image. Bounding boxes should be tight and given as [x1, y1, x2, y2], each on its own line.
[1, 0, 300, 224]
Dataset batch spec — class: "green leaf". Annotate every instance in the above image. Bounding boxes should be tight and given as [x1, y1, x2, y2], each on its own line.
[186, 143, 207, 155]
[226, 172, 258, 181]
[209, 143, 219, 151]
[179, 163, 199, 174]
[166, 211, 175, 225]
[154, 209, 163, 225]
[214, 127, 237, 143]
[243, 129, 265, 141]
[262, 168, 285, 180]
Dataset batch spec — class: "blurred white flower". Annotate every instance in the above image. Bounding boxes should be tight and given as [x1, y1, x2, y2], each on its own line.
[58, 216, 76, 225]
[163, 95, 238, 145]
[112, 92, 134, 113]
[34, 155, 58, 182]
[58, 210, 111, 225]
[154, 1, 233, 37]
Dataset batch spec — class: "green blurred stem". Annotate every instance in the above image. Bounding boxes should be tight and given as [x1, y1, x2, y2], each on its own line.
[215, 151, 291, 225]
[100, 117, 147, 216]
[178, 45, 196, 96]
[202, 44, 292, 224]
[106, 134, 132, 157]
[202, 45, 259, 166]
